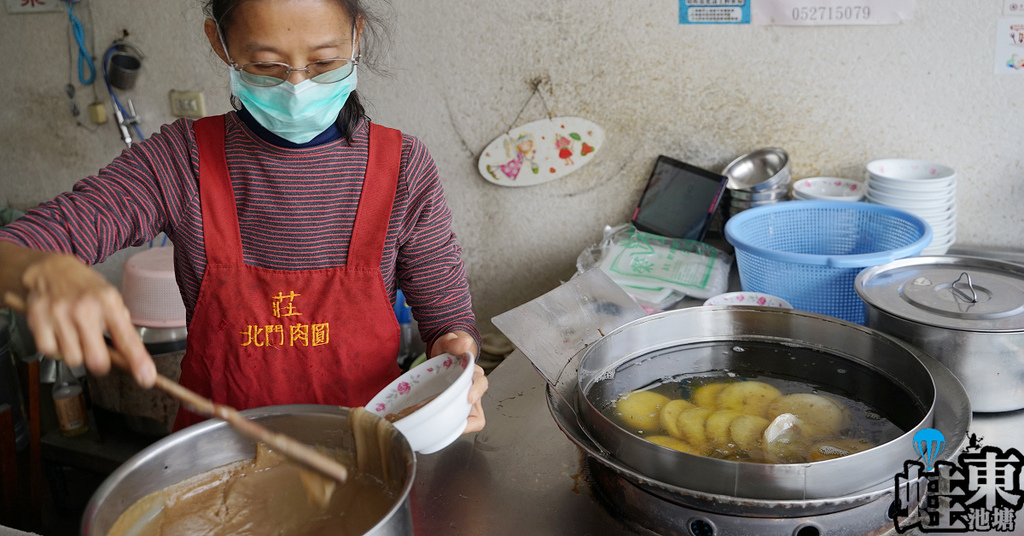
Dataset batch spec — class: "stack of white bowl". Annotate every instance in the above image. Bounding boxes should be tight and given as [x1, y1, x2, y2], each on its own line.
[790, 177, 865, 202]
[864, 159, 956, 255]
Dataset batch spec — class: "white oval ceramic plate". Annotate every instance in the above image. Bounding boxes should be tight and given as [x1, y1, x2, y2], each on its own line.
[478, 117, 604, 187]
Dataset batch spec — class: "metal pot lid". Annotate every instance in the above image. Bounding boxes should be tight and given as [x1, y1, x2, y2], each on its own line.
[856, 255, 1024, 332]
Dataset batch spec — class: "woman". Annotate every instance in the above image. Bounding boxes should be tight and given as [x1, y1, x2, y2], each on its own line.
[0, 0, 487, 432]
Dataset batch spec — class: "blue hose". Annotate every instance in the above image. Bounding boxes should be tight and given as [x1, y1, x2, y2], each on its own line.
[66, 2, 95, 85]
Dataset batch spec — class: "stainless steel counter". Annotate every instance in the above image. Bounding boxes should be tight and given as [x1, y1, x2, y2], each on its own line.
[410, 349, 650, 535]
[411, 348, 1024, 536]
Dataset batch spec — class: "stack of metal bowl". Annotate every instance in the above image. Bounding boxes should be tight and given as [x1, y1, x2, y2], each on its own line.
[722, 147, 791, 218]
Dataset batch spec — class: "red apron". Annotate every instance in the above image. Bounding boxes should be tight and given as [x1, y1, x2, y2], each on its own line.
[173, 115, 402, 431]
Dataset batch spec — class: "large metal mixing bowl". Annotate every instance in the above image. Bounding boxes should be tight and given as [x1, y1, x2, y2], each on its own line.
[574, 307, 957, 501]
[82, 405, 416, 536]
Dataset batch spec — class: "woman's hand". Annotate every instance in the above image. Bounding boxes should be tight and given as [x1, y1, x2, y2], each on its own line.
[432, 330, 488, 433]
[2, 243, 156, 387]
[463, 364, 488, 433]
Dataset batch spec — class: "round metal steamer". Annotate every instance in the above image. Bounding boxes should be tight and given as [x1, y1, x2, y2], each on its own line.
[574, 307, 953, 501]
[546, 308, 971, 534]
[83, 405, 416, 536]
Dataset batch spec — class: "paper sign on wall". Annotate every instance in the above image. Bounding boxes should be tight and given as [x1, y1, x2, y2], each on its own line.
[679, 0, 751, 25]
[5, 0, 63, 13]
[995, 18, 1024, 75]
[1005, 0, 1024, 17]
[750, 0, 914, 26]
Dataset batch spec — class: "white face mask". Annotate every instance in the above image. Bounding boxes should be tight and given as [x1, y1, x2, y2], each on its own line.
[230, 67, 358, 144]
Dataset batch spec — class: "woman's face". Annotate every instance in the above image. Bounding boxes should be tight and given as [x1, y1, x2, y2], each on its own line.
[204, 0, 359, 86]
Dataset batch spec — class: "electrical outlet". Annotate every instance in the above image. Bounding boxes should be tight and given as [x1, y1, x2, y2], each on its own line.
[88, 102, 107, 125]
[169, 90, 206, 119]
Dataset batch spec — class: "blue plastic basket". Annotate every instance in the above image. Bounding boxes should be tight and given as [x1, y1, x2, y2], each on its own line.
[724, 200, 932, 324]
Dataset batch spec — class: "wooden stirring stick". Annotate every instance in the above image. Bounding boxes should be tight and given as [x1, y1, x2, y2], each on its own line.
[4, 293, 348, 485]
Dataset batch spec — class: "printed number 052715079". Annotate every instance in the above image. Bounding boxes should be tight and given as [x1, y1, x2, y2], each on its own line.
[790, 5, 871, 21]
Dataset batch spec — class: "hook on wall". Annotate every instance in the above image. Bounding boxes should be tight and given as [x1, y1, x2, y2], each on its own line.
[505, 76, 554, 134]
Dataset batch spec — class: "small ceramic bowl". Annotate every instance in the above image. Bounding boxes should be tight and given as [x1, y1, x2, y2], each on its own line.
[865, 188, 953, 210]
[703, 292, 792, 309]
[866, 177, 956, 199]
[898, 203, 957, 219]
[865, 159, 956, 189]
[791, 177, 865, 202]
[366, 352, 475, 454]
[928, 214, 957, 231]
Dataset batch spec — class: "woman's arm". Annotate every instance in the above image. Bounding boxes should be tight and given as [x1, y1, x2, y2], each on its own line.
[0, 241, 155, 386]
[0, 119, 197, 386]
[393, 136, 485, 432]
[392, 136, 479, 353]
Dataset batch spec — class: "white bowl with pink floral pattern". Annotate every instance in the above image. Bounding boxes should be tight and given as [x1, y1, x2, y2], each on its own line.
[791, 177, 865, 201]
[366, 352, 475, 454]
[703, 292, 793, 309]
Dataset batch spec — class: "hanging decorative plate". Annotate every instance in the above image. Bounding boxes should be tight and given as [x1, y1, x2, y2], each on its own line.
[478, 117, 604, 187]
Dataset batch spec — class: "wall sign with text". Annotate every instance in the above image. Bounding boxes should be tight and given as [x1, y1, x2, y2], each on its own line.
[679, 0, 751, 25]
[750, 0, 914, 26]
[680, 0, 915, 26]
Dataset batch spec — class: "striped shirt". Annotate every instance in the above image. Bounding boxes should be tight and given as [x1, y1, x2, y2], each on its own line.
[0, 113, 478, 350]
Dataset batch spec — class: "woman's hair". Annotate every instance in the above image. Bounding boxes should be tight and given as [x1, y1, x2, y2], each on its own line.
[204, 0, 392, 141]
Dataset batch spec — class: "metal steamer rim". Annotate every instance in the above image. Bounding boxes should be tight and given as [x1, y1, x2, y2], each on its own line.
[577, 309, 937, 501]
[546, 308, 970, 515]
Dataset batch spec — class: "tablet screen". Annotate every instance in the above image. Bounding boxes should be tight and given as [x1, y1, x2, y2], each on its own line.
[631, 156, 728, 241]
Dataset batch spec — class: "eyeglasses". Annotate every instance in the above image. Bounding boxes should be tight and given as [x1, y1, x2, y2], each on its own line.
[217, 24, 359, 88]
[230, 58, 357, 87]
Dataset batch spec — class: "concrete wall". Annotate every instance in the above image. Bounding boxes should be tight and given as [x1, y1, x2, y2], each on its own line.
[1, 1, 1021, 335]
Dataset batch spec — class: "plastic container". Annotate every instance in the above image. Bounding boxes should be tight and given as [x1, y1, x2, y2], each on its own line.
[121, 246, 186, 328]
[107, 51, 142, 90]
[724, 200, 932, 324]
[53, 360, 89, 437]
